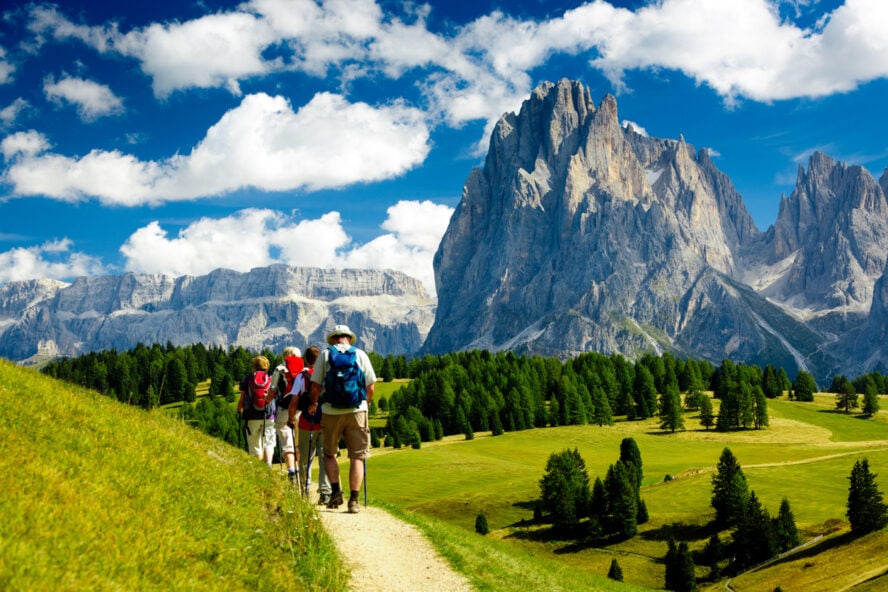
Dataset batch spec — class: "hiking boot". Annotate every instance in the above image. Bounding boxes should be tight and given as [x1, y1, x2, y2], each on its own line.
[318, 493, 331, 505]
[326, 491, 343, 509]
[347, 499, 360, 514]
[288, 471, 298, 484]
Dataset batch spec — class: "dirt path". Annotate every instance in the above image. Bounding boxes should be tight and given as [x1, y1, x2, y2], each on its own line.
[318, 501, 473, 592]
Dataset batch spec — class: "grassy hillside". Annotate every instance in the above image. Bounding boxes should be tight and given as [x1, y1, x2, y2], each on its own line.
[0, 359, 347, 591]
[364, 393, 888, 590]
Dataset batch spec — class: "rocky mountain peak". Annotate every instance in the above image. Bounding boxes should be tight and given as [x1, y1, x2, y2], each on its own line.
[426, 79, 888, 380]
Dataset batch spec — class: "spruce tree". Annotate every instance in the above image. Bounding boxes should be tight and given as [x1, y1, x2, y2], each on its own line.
[699, 396, 714, 430]
[619, 437, 644, 489]
[847, 458, 888, 535]
[711, 447, 749, 527]
[539, 448, 591, 531]
[607, 558, 623, 582]
[862, 379, 880, 417]
[604, 460, 637, 538]
[702, 533, 724, 578]
[836, 380, 859, 414]
[732, 491, 777, 569]
[676, 541, 697, 592]
[475, 513, 489, 535]
[659, 385, 685, 432]
[772, 497, 800, 552]
[791, 371, 817, 402]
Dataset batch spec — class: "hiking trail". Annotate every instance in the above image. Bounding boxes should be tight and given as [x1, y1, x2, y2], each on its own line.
[318, 502, 473, 592]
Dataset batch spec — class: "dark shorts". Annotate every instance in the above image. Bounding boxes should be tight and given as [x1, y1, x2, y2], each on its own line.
[321, 411, 370, 460]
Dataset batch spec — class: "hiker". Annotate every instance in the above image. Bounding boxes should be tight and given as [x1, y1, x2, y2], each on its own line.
[289, 345, 332, 504]
[307, 324, 376, 513]
[271, 346, 303, 483]
[237, 355, 277, 466]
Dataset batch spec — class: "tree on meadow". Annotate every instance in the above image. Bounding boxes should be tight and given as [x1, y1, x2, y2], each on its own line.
[702, 532, 725, 578]
[590, 385, 614, 426]
[590, 476, 607, 526]
[836, 380, 859, 414]
[619, 437, 644, 490]
[753, 386, 769, 429]
[659, 384, 685, 432]
[772, 497, 800, 552]
[699, 396, 715, 430]
[607, 558, 624, 582]
[633, 364, 657, 419]
[862, 378, 881, 417]
[791, 370, 817, 402]
[732, 491, 777, 569]
[604, 460, 638, 538]
[761, 364, 783, 398]
[847, 458, 888, 535]
[664, 538, 697, 592]
[539, 448, 591, 531]
[711, 448, 749, 527]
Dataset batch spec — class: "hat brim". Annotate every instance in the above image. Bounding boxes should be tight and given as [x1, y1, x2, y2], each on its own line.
[326, 332, 356, 345]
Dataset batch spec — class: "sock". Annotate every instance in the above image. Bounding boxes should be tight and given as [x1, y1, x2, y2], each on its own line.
[331, 483, 341, 495]
[350, 490, 359, 501]
[288, 468, 296, 475]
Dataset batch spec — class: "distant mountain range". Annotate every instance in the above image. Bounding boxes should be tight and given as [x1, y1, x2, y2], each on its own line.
[3, 79, 887, 384]
[0, 265, 435, 364]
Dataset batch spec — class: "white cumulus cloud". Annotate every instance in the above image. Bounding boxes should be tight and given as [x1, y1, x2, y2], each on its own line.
[119, 201, 452, 294]
[43, 75, 124, 121]
[0, 98, 29, 128]
[3, 92, 430, 204]
[0, 239, 105, 284]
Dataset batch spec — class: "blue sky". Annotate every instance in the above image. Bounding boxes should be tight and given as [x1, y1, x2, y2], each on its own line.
[1, 0, 887, 296]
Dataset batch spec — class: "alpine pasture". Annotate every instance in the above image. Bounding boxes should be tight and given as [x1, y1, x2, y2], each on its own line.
[366, 391, 888, 591]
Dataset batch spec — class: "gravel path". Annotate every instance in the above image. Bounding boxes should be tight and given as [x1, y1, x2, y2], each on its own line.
[318, 501, 473, 592]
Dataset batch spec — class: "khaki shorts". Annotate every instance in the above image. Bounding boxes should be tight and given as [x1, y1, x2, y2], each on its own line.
[321, 411, 370, 460]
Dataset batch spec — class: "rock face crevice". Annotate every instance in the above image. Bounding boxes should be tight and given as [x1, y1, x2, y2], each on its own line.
[0, 265, 435, 361]
[425, 79, 888, 381]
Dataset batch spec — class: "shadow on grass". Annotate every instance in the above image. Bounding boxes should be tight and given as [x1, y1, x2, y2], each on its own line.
[640, 521, 720, 543]
[764, 530, 857, 569]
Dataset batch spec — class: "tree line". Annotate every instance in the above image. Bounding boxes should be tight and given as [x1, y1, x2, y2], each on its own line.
[42, 343, 887, 449]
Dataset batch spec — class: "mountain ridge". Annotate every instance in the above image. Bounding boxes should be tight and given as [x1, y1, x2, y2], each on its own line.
[424, 79, 888, 382]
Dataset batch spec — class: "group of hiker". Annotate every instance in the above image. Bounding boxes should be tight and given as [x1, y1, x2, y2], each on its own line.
[236, 324, 377, 514]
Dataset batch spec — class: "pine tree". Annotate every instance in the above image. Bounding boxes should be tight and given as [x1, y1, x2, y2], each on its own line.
[699, 396, 714, 430]
[702, 533, 724, 578]
[711, 447, 749, 527]
[836, 380, 859, 414]
[862, 378, 881, 417]
[591, 476, 607, 524]
[604, 460, 637, 538]
[676, 541, 697, 592]
[659, 385, 685, 432]
[791, 370, 817, 402]
[619, 437, 644, 489]
[475, 512, 489, 535]
[539, 448, 592, 531]
[772, 497, 800, 552]
[607, 558, 623, 582]
[732, 491, 777, 569]
[847, 458, 888, 535]
[753, 386, 769, 429]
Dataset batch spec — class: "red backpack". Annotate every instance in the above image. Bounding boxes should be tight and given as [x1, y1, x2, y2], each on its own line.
[248, 371, 272, 411]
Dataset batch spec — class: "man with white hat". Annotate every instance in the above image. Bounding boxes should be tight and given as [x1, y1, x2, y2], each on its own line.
[307, 324, 377, 513]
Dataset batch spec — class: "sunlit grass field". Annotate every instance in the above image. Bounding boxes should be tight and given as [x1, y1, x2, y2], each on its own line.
[0, 359, 347, 591]
[362, 390, 888, 590]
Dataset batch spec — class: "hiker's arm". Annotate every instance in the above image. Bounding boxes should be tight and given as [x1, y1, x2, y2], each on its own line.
[366, 382, 375, 402]
[288, 394, 298, 427]
[307, 381, 322, 413]
[236, 389, 245, 415]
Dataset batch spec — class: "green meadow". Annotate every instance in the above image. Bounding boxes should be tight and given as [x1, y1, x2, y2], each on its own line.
[0, 359, 347, 591]
[4, 357, 888, 591]
[361, 389, 888, 591]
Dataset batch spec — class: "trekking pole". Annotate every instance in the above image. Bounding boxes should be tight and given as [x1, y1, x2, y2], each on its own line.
[304, 422, 314, 497]
[363, 458, 368, 507]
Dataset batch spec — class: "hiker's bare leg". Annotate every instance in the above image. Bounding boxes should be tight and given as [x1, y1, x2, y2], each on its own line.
[349, 458, 364, 492]
[325, 453, 339, 486]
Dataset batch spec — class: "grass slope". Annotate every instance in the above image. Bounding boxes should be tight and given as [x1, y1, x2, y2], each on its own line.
[0, 359, 347, 591]
[364, 394, 888, 590]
